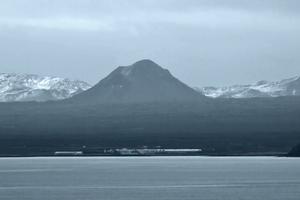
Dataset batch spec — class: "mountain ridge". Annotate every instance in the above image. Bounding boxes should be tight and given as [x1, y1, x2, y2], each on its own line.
[2, 62, 300, 102]
[196, 76, 300, 98]
[0, 73, 91, 102]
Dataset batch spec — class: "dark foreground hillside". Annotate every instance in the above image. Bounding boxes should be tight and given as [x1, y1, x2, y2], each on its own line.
[0, 96, 300, 156]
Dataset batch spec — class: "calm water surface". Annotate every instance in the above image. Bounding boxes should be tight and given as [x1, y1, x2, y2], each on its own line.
[0, 156, 299, 200]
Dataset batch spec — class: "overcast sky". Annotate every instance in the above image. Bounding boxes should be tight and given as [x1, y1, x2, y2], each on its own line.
[0, 0, 300, 87]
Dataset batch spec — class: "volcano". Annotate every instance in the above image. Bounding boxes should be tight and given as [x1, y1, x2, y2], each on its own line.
[71, 59, 204, 103]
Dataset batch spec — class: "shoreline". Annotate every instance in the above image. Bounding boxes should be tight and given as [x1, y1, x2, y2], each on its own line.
[0, 153, 290, 158]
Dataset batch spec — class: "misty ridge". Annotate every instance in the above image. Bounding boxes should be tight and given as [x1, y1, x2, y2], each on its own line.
[0, 59, 300, 156]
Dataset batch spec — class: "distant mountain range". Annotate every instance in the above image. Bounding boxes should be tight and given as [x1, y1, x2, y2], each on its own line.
[1, 66, 299, 103]
[196, 76, 300, 98]
[0, 73, 91, 102]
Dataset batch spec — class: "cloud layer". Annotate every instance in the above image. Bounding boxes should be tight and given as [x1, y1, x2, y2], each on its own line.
[1, 0, 300, 87]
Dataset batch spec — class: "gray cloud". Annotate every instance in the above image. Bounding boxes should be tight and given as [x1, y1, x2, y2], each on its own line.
[0, 0, 300, 87]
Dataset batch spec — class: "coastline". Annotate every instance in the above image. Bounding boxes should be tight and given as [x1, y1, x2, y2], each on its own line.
[0, 152, 289, 158]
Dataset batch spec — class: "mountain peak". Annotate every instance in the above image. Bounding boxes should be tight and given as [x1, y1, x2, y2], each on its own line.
[118, 59, 168, 78]
[133, 59, 159, 66]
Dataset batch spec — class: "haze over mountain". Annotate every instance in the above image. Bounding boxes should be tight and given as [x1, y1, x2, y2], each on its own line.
[196, 76, 300, 98]
[71, 59, 204, 104]
[0, 73, 91, 102]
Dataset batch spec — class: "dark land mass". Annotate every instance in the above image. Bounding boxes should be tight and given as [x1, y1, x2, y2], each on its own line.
[287, 143, 300, 157]
[1, 60, 300, 156]
[1, 97, 300, 156]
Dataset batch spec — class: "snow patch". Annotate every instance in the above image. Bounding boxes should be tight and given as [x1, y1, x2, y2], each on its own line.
[121, 67, 133, 76]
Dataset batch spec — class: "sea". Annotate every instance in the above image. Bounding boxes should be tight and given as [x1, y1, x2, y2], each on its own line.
[0, 156, 299, 200]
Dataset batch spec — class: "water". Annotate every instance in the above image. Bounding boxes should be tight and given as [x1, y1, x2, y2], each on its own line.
[0, 156, 299, 200]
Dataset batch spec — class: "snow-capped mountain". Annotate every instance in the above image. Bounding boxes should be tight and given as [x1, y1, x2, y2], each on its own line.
[0, 73, 91, 102]
[196, 76, 300, 98]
